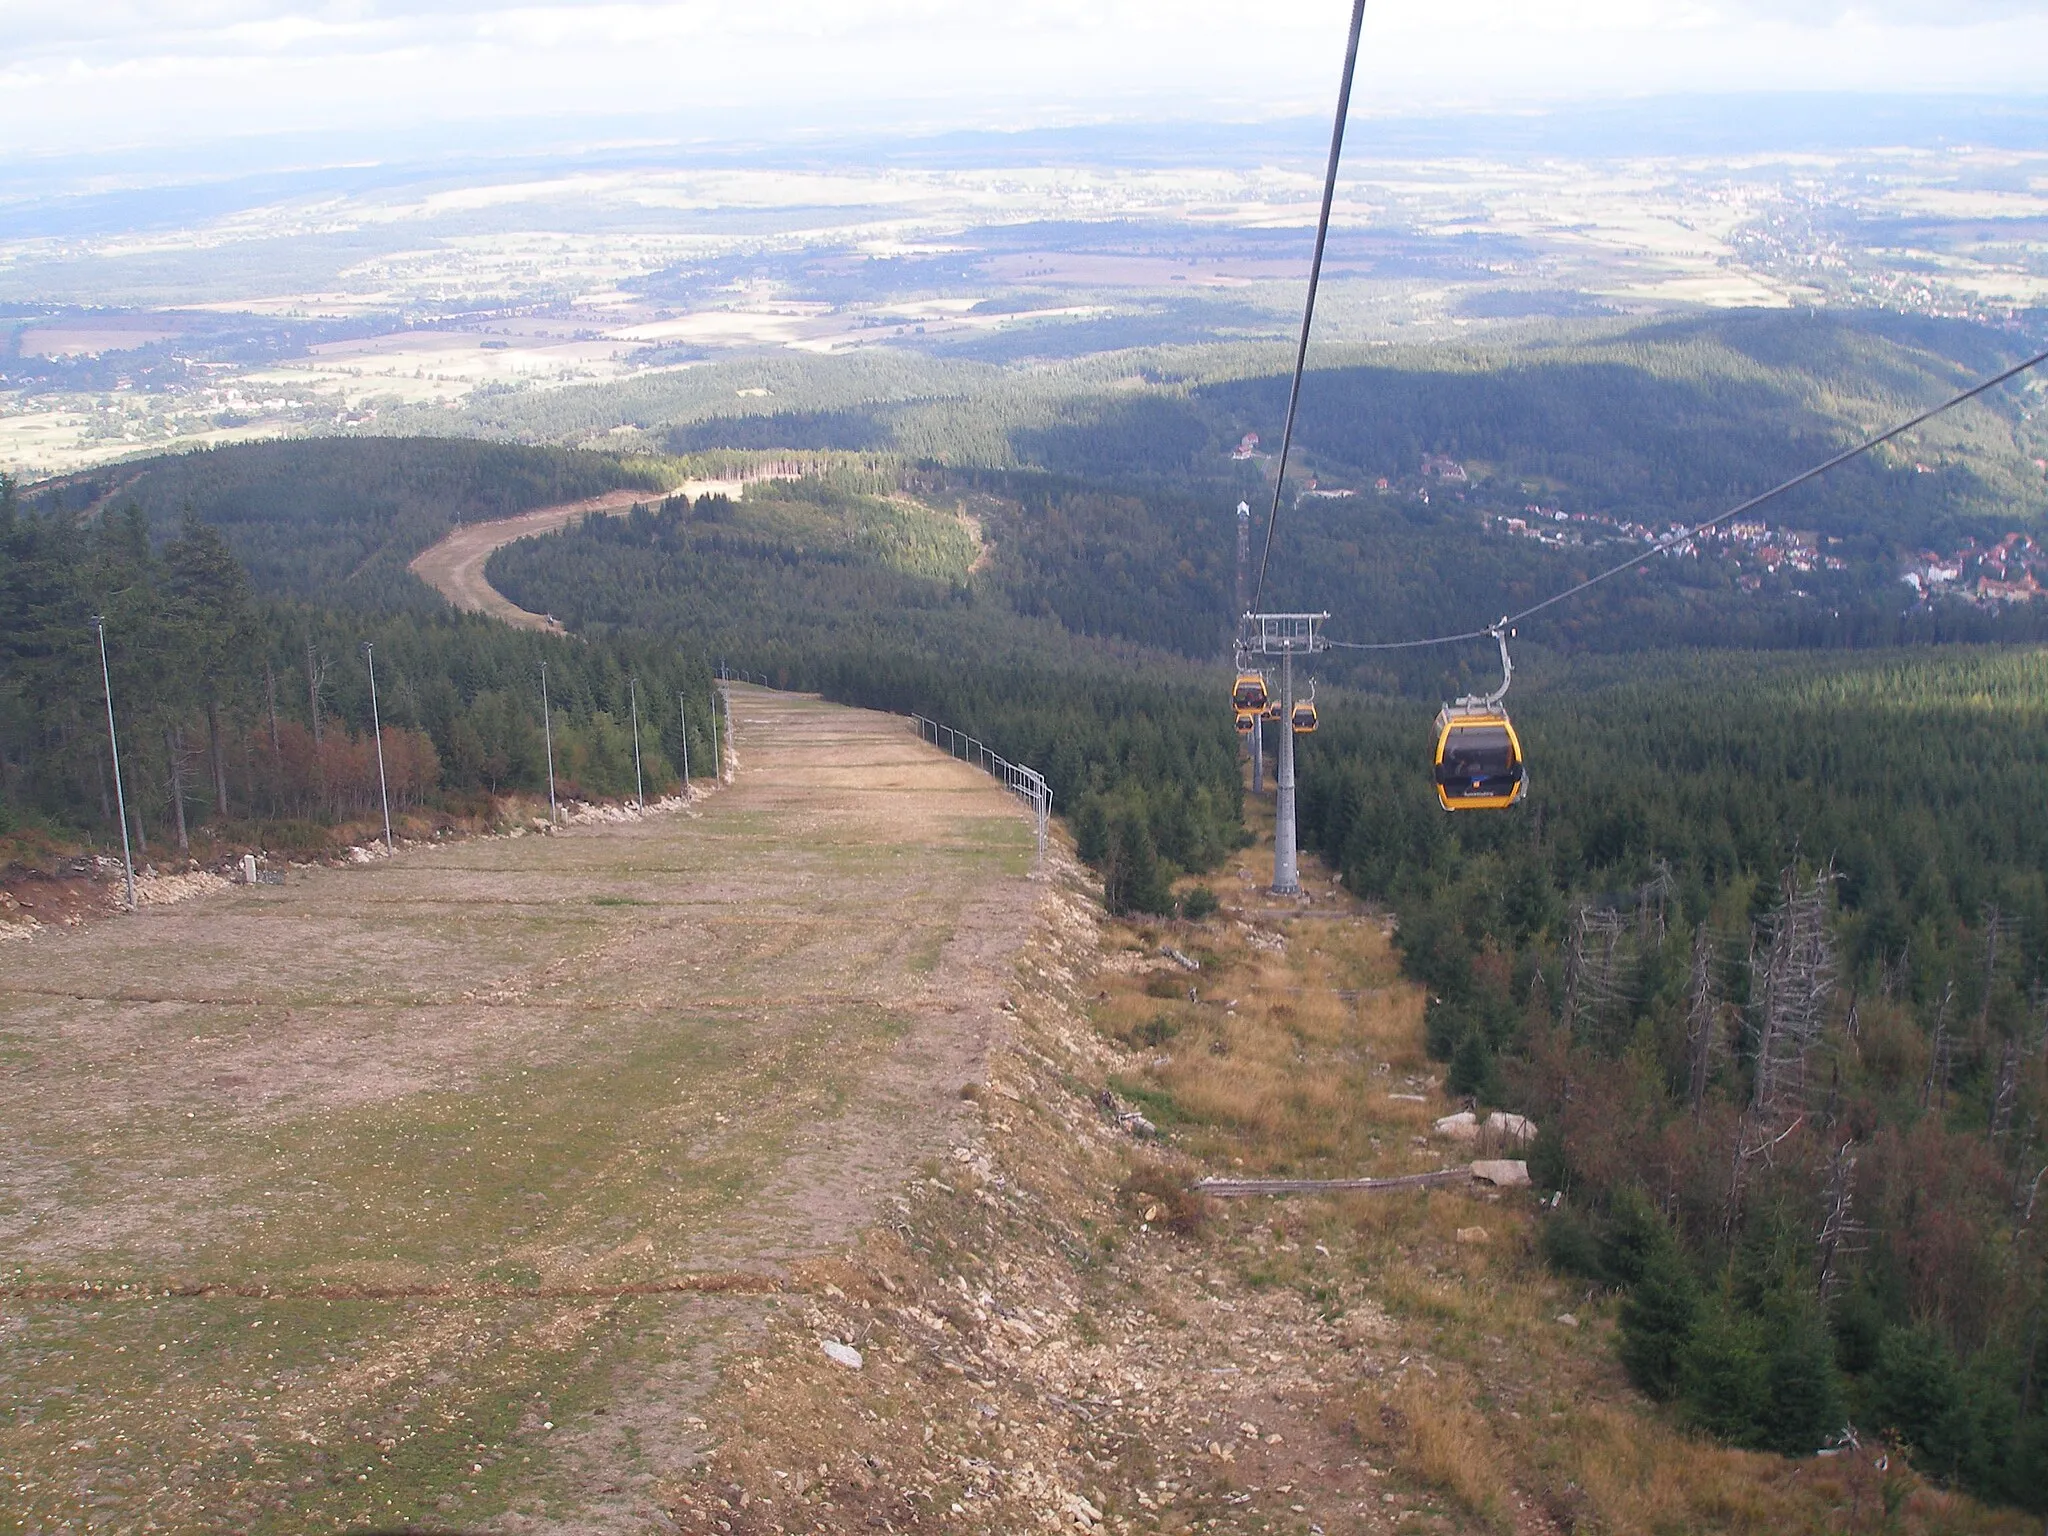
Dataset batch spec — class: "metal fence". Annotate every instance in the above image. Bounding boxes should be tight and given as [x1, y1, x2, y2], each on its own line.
[913, 714, 1051, 868]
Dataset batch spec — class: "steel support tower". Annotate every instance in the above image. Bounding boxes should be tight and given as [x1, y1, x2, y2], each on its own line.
[1243, 612, 1328, 895]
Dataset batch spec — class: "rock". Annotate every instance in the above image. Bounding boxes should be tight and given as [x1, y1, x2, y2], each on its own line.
[1386, 1092, 1427, 1103]
[821, 1340, 864, 1369]
[1064, 1492, 1104, 1525]
[1455, 1226, 1489, 1243]
[1470, 1159, 1531, 1188]
[1555, 1313, 1579, 1329]
[1432, 1111, 1479, 1140]
[1485, 1111, 1538, 1144]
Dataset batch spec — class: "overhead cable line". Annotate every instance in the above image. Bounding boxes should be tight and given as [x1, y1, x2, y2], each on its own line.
[1323, 344, 2048, 653]
[1249, 0, 1368, 618]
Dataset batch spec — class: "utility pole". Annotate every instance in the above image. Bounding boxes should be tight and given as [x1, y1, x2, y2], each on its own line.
[91, 616, 137, 912]
[628, 676, 645, 808]
[709, 686, 721, 785]
[362, 642, 393, 852]
[678, 692, 690, 789]
[1244, 612, 1327, 895]
[540, 662, 559, 825]
[1235, 501, 1251, 618]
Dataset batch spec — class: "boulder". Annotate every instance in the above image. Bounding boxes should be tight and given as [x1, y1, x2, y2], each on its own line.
[1470, 1159, 1531, 1188]
[1485, 1111, 1537, 1145]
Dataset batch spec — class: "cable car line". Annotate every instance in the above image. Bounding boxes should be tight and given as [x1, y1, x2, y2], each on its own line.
[1231, 1, 2047, 822]
[1320, 343, 2048, 654]
[1249, 0, 1369, 620]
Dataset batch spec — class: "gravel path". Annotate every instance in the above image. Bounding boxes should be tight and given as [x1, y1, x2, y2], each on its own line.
[408, 476, 771, 630]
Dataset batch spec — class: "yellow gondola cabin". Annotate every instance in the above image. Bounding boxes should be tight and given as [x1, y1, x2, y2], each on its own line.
[1432, 706, 1524, 810]
[1431, 622, 1525, 811]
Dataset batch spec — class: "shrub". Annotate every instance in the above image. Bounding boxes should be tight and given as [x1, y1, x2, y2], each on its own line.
[1180, 884, 1219, 921]
[1538, 1203, 1605, 1281]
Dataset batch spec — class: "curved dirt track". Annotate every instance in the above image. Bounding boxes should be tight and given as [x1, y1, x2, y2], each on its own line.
[409, 476, 778, 630]
[0, 687, 1042, 1533]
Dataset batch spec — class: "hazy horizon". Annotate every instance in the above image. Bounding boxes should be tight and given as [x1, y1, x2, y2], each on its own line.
[7, 0, 2048, 168]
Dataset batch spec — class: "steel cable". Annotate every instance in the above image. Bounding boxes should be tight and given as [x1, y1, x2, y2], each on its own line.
[1323, 346, 2048, 653]
[1249, 0, 1368, 619]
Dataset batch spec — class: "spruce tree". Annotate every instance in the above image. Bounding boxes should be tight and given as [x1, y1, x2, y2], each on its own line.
[1618, 1227, 1700, 1401]
[1759, 1292, 1845, 1455]
[1680, 1296, 1770, 1447]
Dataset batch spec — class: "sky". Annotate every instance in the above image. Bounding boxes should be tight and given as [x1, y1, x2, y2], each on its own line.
[4, 0, 2047, 164]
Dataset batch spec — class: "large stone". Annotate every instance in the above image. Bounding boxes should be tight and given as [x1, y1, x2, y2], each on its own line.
[1485, 1111, 1537, 1145]
[1470, 1159, 1531, 1187]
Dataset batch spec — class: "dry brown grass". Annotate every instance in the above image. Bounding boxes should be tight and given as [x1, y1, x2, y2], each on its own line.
[1081, 831, 2037, 1536]
[1392, 1378, 1514, 1530]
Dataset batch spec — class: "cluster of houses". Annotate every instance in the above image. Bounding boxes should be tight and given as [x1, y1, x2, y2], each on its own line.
[1900, 531, 2045, 606]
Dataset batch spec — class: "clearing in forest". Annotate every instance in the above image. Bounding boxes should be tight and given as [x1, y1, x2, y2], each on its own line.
[0, 688, 1039, 1533]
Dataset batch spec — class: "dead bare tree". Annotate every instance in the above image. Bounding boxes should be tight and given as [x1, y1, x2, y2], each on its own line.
[1992, 1036, 2022, 1142]
[1685, 922, 1722, 1121]
[1881, 943, 1911, 1002]
[1816, 1139, 1864, 1303]
[1980, 904, 2013, 1032]
[1750, 864, 1838, 1116]
[1563, 904, 1629, 1043]
[304, 639, 327, 747]
[1921, 982, 1956, 1112]
[1636, 862, 1676, 943]
[1726, 864, 1839, 1238]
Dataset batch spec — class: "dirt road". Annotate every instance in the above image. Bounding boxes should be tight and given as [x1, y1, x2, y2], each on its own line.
[0, 687, 1040, 1533]
[409, 476, 778, 630]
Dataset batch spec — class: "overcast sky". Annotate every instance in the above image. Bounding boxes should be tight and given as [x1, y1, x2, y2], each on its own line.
[5, 0, 2047, 164]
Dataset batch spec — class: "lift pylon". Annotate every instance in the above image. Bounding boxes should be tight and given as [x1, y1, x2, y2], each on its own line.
[1241, 613, 1329, 895]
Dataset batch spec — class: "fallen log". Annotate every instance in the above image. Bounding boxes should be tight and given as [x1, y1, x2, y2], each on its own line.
[1193, 1167, 1470, 1197]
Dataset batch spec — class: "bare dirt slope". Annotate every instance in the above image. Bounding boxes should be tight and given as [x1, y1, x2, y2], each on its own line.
[0, 687, 1040, 1533]
[408, 477, 770, 630]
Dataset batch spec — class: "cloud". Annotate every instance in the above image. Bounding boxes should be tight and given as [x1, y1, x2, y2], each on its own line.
[1716, 0, 2045, 22]
[3, 0, 2045, 161]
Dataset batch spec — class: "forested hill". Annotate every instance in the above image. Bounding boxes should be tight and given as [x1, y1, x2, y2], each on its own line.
[375, 309, 2047, 546]
[21, 439, 669, 611]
